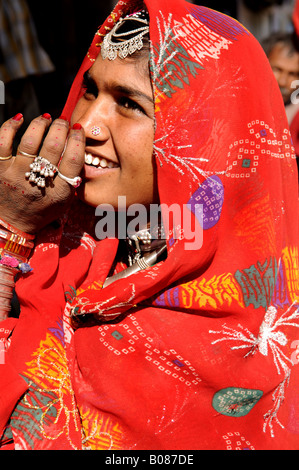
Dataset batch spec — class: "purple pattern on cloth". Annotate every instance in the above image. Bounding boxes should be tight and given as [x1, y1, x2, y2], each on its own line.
[187, 175, 224, 230]
[187, 5, 248, 41]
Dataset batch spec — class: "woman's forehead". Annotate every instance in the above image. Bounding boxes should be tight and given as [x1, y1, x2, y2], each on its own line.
[89, 53, 151, 88]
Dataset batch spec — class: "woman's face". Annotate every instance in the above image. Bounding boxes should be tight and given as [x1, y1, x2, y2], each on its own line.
[71, 52, 157, 210]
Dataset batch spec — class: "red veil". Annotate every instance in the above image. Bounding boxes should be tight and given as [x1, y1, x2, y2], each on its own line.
[1, 0, 299, 450]
[294, 0, 299, 36]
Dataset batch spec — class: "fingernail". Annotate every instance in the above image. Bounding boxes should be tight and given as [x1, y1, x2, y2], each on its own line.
[42, 113, 52, 120]
[12, 113, 23, 121]
[59, 115, 69, 122]
[72, 123, 82, 130]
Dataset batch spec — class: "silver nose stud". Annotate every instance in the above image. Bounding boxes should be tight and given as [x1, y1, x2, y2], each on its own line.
[91, 126, 101, 136]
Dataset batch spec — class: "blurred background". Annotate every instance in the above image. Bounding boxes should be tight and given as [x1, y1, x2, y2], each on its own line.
[0, 0, 297, 127]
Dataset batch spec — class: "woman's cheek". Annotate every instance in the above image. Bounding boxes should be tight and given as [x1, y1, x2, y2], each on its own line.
[70, 99, 85, 127]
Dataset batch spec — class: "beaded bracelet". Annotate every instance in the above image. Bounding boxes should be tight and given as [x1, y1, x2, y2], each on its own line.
[0, 217, 35, 240]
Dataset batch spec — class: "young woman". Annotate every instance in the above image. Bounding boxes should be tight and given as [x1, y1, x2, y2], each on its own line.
[0, 0, 298, 450]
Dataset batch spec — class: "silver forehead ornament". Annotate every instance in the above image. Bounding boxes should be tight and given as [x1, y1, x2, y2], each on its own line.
[101, 10, 149, 61]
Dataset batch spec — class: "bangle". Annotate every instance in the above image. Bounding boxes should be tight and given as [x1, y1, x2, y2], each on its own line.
[0, 236, 33, 258]
[0, 217, 35, 240]
[0, 248, 28, 263]
[0, 227, 35, 248]
[0, 226, 35, 259]
[0, 265, 16, 320]
[0, 219, 35, 321]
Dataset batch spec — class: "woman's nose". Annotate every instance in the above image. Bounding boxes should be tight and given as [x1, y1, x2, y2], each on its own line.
[77, 99, 110, 140]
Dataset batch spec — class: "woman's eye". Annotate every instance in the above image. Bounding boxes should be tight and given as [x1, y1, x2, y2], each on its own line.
[118, 96, 144, 113]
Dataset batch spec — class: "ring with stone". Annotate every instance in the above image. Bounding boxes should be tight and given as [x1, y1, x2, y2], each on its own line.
[57, 171, 82, 188]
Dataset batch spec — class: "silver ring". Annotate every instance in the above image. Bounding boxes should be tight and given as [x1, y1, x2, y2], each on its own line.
[0, 154, 12, 161]
[18, 150, 37, 158]
[25, 156, 58, 188]
[57, 171, 82, 188]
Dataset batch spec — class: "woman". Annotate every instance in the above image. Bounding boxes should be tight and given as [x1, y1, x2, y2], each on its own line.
[0, 0, 298, 450]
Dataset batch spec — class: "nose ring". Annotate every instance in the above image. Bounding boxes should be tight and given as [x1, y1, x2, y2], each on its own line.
[91, 126, 101, 136]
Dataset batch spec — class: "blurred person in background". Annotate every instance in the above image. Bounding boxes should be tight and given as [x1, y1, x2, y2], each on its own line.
[262, 32, 299, 167]
[0, 0, 55, 150]
[238, 0, 295, 41]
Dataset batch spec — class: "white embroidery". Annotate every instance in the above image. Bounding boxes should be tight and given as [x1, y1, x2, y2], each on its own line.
[173, 14, 232, 64]
[209, 303, 299, 437]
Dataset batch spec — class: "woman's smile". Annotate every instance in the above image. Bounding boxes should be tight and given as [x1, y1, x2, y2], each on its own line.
[84, 152, 119, 169]
[83, 151, 120, 179]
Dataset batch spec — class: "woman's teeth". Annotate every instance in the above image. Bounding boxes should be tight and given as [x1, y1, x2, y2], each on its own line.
[85, 153, 118, 168]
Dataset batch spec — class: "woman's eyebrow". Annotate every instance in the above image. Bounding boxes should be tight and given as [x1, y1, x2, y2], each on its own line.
[82, 69, 94, 86]
[112, 83, 154, 105]
[82, 69, 153, 105]
[82, 69, 154, 107]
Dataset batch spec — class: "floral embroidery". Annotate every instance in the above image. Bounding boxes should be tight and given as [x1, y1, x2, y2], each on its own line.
[209, 302, 299, 436]
[80, 407, 124, 450]
[9, 330, 81, 450]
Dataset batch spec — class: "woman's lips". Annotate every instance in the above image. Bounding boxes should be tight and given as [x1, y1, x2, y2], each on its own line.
[83, 152, 119, 179]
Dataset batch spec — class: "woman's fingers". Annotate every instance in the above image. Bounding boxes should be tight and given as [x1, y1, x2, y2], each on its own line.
[0, 116, 85, 234]
[0, 114, 24, 163]
[37, 117, 70, 165]
[15, 113, 53, 166]
[56, 124, 85, 189]
[15, 115, 71, 188]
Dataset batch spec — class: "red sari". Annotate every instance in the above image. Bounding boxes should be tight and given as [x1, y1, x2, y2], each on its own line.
[1, 0, 299, 450]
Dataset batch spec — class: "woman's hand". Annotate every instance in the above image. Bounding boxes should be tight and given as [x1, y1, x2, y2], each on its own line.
[0, 113, 85, 234]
